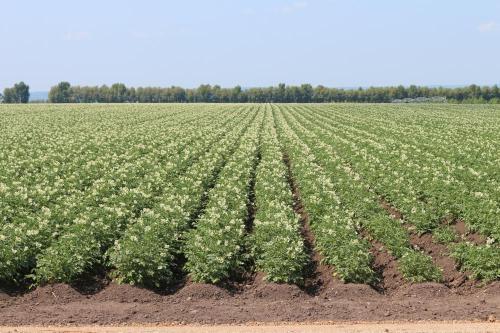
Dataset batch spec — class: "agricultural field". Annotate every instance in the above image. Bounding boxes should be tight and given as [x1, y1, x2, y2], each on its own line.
[0, 103, 499, 325]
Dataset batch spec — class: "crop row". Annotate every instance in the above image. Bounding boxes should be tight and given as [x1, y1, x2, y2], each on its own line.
[108, 107, 259, 287]
[288, 105, 498, 281]
[0, 103, 498, 287]
[276, 105, 443, 283]
[0, 105, 247, 283]
[183, 107, 264, 283]
[250, 105, 308, 283]
[34, 107, 251, 284]
[307, 105, 499, 239]
[272, 106, 376, 283]
[0, 105, 214, 224]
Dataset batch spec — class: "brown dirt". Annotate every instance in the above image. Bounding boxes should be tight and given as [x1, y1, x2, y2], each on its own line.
[92, 283, 163, 303]
[298, 218, 335, 295]
[321, 280, 380, 300]
[0, 280, 499, 325]
[359, 217, 405, 294]
[485, 281, 500, 295]
[409, 232, 474, 289]
[245, 272, 304, 300]
[174, 283, 232, 300]
[453, 220, 487, 245]
[21, 283, 85, 305]
[393, 282, 452, 299]
[366, 236, 406, 292]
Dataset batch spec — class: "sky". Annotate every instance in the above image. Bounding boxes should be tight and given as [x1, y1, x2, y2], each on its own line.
[1, 0, 500, 91]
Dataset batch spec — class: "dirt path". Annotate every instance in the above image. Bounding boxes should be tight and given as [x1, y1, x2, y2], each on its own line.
[0, 322, 499, 333]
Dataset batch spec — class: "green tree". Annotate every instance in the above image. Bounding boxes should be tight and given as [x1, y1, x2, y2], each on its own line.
[15, 82, 30, 103]
[300, 84, 313, 102]
[2, 82, 30, 103]
[48, 82, 72, 103]
[276, 83, 286, 102]
[2, 88, 15, 103]
[16, 82, 29, 103]
[197, 84, 213, 102]
[110, 83, 128, 102]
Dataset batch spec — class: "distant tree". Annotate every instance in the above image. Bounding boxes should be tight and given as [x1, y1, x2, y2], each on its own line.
[300, 84, 313, 102]
[3, 88, 13, 103]
[15, 82, 30, 103]
[38, 82, 500, 104]
[110, 83, 128, 102]
[230, 85, 242, 102]
[128, 87, 137, 102]
[172, 86, 186, 102]
[99, 85, 111, 102]
[313, 85, 329, 102]
[48, 82, 72, 103]
[286, 86, 300, 102]
[275, 83, 286, 102]
[212, 85, 222, 102]
[2, 82, 30, 103]
[3, 89, 13, 103]
[14, 82, 30, 103]
[491, 85, 500, 102]
[394, 85, 407, 99]
[197, 84, 213, 102]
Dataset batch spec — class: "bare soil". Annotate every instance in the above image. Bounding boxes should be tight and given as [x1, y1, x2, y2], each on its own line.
[0, 279, 499, 325]
[453, 220, 487, 245]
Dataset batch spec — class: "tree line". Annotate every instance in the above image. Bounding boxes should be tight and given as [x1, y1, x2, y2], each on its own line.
[46, 82, 500, 103]
[2, 81, 500, 104]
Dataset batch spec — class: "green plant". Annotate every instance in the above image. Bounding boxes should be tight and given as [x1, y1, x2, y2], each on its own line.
[399, 250, 443, 283]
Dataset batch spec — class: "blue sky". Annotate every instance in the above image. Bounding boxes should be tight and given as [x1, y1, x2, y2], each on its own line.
[1, 0, 499, 90]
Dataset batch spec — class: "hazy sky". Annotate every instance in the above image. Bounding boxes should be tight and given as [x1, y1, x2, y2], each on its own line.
[1, 0, 500, 90]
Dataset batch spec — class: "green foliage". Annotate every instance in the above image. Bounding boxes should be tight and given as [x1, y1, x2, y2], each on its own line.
[2, 81, 29, 103]
[184, 112, 262, 283]
[43, 82, 500, 103]
[253, 232, 308, 283]
[36, 188, 152, 283]
[274, 105, 376, 283]
[107, 109, 253, 287]
[314, 222, 375, 283]
[279, 104, 447, 284]
[251, 108, 308, 284]
[35, 223, 102, 283]
[34, 108, 246, 284]
[107, 209, 181, 287]
[364, 214, 410, 258]
[433, 225, 457, 244]
[0, 103, 497, 287]
[0, 104, 244, 284]
[48, 82, 72, 103]
[451, 244, 500, 282]
[399, 250, 443, 283]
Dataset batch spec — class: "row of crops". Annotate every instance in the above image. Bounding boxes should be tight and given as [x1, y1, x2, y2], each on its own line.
[0, 103, 498, 288]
